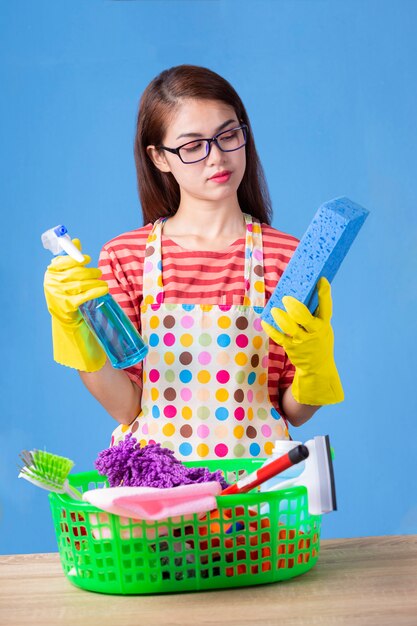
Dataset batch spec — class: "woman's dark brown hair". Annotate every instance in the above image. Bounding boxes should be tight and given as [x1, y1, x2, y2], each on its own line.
[134, 64, 273, 225]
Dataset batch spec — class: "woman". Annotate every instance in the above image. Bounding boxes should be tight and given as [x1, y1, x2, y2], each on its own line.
[44, 65, 343, 461]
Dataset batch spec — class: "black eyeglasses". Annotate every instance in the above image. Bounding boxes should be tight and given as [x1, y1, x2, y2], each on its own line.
[156, 124, 248, 164]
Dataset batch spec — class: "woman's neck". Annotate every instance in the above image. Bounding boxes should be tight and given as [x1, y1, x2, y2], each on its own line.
[163, 205, 246, 240]
[161, 205, 247, 252]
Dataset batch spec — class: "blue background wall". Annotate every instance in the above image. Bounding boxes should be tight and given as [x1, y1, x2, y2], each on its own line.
[1, 0, 416, 554]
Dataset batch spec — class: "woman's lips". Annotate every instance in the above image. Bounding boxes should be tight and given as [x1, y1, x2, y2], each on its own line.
[209, 172, 232, 183]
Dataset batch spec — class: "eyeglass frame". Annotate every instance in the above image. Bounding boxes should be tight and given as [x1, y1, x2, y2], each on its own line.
[156, 123, 249, 164]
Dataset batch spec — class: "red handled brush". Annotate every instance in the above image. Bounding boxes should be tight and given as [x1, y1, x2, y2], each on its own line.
[202, 445, 309, 535]
[221, 445, 309, 496]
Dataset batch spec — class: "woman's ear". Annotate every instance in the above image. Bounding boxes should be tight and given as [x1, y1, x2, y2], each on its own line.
[146, 145, 171, 173]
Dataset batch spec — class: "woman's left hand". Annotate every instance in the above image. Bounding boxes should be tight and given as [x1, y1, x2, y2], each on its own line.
[261, 277, 344, 406]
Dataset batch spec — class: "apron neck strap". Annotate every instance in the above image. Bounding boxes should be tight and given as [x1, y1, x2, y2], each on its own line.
[143, 212, 265, 307]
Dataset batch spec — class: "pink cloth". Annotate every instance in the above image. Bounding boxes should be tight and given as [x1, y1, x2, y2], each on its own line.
[83, 481, 221, 521]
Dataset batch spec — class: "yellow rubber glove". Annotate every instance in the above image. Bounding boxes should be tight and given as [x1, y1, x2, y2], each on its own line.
[44, 238, 109, 372]
[261, 277, 344, 406]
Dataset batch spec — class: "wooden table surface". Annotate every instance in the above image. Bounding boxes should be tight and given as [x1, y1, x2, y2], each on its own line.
[1, 535, 417, 626]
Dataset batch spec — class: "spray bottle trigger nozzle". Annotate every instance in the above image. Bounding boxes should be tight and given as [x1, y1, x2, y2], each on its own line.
[53, 225, 68, 238]
[41, 225, 85, 263]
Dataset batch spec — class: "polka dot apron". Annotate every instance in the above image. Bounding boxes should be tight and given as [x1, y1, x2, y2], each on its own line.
[111, 212, 290, 460]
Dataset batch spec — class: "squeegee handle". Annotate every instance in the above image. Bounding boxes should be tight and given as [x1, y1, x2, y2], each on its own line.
[221, 445, 309, 495]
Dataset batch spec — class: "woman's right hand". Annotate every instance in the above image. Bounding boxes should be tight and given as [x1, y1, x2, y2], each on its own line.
[43, 238, 110, 372]
[44, 238, 109, 326]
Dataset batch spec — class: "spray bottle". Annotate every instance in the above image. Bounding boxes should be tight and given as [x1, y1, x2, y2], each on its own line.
[42, 225, 148, 369]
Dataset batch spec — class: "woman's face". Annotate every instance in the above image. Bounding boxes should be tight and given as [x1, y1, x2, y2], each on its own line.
[147, 99, 246, 205]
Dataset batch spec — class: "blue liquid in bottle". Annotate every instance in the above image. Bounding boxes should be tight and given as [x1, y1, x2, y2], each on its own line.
[80, 294, 148, 369]
[42, 224, 149, 370]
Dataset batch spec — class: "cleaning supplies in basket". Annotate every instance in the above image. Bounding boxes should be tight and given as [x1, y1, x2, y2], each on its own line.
[220, 444, 309, 496]
[205, 444, 309, 535]
[49, 459, 323, 593]
[94, 433, 230, 489]
[18, 449, 82, 500]
[261, 435, 337, 516]
[83, 436, 229, 542]
[83, 482, 222, 522]
[259, 439, 306, 491]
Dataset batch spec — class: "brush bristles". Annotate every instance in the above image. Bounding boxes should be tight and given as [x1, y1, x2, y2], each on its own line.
[19, 449, 74, 488]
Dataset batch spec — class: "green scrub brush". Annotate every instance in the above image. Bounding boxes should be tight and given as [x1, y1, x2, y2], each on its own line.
[18, 449, 82, 500]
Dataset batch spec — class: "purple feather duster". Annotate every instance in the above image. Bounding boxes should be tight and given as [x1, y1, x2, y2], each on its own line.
[95, 434, 229, 490]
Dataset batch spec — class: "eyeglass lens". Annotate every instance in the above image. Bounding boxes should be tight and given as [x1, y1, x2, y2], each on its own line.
[179, 126, 246, 163]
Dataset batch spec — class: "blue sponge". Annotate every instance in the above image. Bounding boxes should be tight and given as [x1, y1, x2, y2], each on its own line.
[261, 196, 369, 330]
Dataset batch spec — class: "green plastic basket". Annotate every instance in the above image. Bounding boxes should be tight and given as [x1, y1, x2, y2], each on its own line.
[49, 459, 321, 595]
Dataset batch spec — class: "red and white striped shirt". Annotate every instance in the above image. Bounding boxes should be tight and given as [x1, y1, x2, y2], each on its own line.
[98, 222, 299, 418]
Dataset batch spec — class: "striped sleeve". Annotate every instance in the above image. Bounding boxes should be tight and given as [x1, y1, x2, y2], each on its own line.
[98, 239, 144, 388]
[261, 224, 299, 419]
